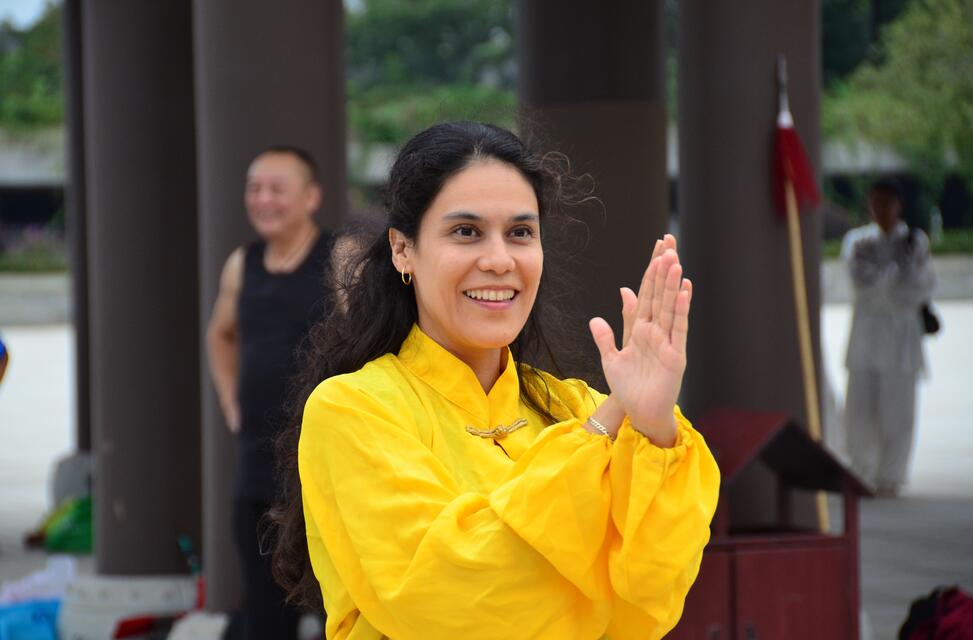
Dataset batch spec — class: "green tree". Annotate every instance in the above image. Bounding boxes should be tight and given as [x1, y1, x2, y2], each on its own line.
[347, 0, 513, 90]
[823, 0, 973, 221]
[821, 0, 911, 87]
[345, 0, 516, 146]
[0, 2, 63, 131]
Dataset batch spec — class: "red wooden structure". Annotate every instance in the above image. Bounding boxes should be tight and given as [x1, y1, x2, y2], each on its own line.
[669, 408, 871, 640]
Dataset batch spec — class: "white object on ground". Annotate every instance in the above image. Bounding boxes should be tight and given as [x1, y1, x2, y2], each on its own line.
[167, 611, 229, 640]
[57, 574, 195, 640]
[0, 555, 76, 603]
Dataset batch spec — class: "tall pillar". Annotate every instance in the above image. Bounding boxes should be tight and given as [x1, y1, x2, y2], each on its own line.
[518, 0, 668, 384]
[678, 1, 822, 525]
[61, 0, 89, 453]
[82, 0, 200, 574]
[193, 0, 346, 610]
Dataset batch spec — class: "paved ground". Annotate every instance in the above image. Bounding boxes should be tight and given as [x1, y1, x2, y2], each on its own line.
[0, 301, 971, 639]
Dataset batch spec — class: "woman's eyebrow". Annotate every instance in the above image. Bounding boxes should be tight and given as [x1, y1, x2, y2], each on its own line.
[442, 211, 480, 221]
[512, 213, 539, 222]
[441, 211, 539, 222]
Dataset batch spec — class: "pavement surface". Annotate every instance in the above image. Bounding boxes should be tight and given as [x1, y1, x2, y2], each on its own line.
[0, 291, 971, 639]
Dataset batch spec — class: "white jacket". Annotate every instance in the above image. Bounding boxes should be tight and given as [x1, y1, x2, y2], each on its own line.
[841, 222, 936, 374]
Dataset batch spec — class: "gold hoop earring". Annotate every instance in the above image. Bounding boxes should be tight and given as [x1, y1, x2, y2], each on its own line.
[401, 270, 412, 286]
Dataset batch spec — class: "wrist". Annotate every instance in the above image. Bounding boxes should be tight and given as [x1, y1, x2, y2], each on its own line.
[629, 412, 678, 448]
[584, 394, 625, 439]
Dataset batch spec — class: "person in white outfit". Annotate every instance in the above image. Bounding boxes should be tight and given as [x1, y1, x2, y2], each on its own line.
[841, 179, 936, 495]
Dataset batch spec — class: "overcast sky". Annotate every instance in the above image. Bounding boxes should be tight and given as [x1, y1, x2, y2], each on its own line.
[0, 0, 49, 28]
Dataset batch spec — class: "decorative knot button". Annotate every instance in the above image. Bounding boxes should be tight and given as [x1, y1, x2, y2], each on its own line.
[465, 418, 528, 439]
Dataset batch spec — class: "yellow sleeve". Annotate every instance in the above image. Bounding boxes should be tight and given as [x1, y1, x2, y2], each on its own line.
[299, 376, 616, 640]
[605, 408, 720, 640]
[537, 374, 721, 640]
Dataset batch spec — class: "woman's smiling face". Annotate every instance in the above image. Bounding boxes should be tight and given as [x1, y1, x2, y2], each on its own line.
[390, 159, 543, 362]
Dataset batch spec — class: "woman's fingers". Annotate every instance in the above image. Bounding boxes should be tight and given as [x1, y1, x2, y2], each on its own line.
[620, 287, 637, 346]
[671, 278, 692, 355]
[651, 238, 665, 263]
[636, 235, 681, 324]
[589, 317, 619, 363]
[664, 233, 677, 254]
[659, 261, 683, 335]
[635, 255, 659, 322]
[635, 240, 663, 321]
[651, 249, 677, 321]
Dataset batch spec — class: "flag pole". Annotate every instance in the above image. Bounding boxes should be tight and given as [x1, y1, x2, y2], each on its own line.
[777, 55, 822, 442]
[778, 56, 828, 530]
[784, 178, 822, 442]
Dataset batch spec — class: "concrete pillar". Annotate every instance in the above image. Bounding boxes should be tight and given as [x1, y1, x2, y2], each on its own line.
[192, 0, 346, 610]
[82, 0, 200, 574]
[517, 0, 668, 386]
[61, 0, 89, 453]
[678, 0, 822, 526]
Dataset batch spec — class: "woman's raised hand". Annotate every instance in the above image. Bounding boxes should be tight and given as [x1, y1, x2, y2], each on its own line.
[588, 234, 691, 446]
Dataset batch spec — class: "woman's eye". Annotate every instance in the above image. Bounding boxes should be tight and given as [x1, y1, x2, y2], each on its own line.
[510, 226, 536, 239]
[454, 225, 478, 238]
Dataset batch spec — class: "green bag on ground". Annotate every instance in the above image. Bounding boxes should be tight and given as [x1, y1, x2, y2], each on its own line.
[42, 495, 92, 553]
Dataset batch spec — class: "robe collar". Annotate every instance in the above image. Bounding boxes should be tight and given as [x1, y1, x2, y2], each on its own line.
[397, 324, 522, 427]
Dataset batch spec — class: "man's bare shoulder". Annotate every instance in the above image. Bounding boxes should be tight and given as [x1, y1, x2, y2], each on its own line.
[220, 247, 246, 294]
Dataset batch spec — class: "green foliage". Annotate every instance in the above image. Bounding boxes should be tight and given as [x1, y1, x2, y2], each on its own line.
[0, 228, 68, 272]
[349, 83, 516, 145]
[823, 0, 973, 207]
[932, 227, 973, 254]
[821, 0, 911, 86]
[821, 0, 872, 86]
[0, 2, 63, 131]
[346, 0, 516, 151]
[823, 175, 874, 225]
[822, 238, 842, 258]
[347, 0, 514, 91]
[822, 227, 973, 257]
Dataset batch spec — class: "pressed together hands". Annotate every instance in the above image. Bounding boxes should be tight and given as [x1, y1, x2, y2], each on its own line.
[586, 234, 691, 448]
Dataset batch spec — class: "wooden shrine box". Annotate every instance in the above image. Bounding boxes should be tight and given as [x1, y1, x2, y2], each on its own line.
[668, 408, 871, 640]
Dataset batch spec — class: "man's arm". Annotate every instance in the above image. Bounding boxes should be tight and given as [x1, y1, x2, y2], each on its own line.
[206, 247, 244, 433]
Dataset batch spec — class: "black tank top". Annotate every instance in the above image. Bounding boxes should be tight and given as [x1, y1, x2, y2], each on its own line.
[236, 231, 333, 501]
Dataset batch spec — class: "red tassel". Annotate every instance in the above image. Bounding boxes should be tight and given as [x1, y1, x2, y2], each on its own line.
[774, 125, 820, 216]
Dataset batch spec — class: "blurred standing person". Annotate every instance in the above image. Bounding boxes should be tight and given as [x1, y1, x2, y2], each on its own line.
[207, 146, 334, 639]
[841, 179, 935, 495]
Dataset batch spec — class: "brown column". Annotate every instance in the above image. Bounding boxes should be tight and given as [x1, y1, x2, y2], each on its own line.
[61, 0, 90, 452]
[193, 0, 346, 610]
[82, 0, 200, 574]
[517, 0, 668, 385]
[678, 0, 822, 526]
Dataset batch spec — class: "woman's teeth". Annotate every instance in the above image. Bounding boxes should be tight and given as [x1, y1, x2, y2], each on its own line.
[464, 289, 516, 302]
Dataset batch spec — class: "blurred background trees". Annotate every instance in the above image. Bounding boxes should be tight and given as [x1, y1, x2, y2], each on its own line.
[346, 0, 516, 146]
[1, 0, 972, 270]
[0, 2, 62, 132]
[822, 0, 973, 230]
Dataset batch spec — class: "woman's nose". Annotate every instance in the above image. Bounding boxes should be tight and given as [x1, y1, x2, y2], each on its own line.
[477, 235, 515, 273]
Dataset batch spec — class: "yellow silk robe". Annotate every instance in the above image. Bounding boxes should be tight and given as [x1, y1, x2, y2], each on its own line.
[300, 325, 720, 640]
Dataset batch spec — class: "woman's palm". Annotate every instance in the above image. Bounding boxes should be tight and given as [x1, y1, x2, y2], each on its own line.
[589, 238, 691, 436]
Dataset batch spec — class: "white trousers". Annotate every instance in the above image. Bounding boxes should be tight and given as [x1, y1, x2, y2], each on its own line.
[844, 369, 918, 493]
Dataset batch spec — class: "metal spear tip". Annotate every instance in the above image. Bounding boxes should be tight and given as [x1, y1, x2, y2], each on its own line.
[776, 54, 793, 126]
[777, 54, 789, 89]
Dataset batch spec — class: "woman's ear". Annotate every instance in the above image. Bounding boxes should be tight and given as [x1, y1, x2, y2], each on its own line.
[389, 228, 412, 273]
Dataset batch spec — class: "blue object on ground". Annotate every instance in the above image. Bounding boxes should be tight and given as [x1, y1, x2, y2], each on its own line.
[0, 600, 59, 640]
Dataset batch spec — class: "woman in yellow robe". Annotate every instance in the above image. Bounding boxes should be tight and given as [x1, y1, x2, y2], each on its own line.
[272, 122, 720, 640]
